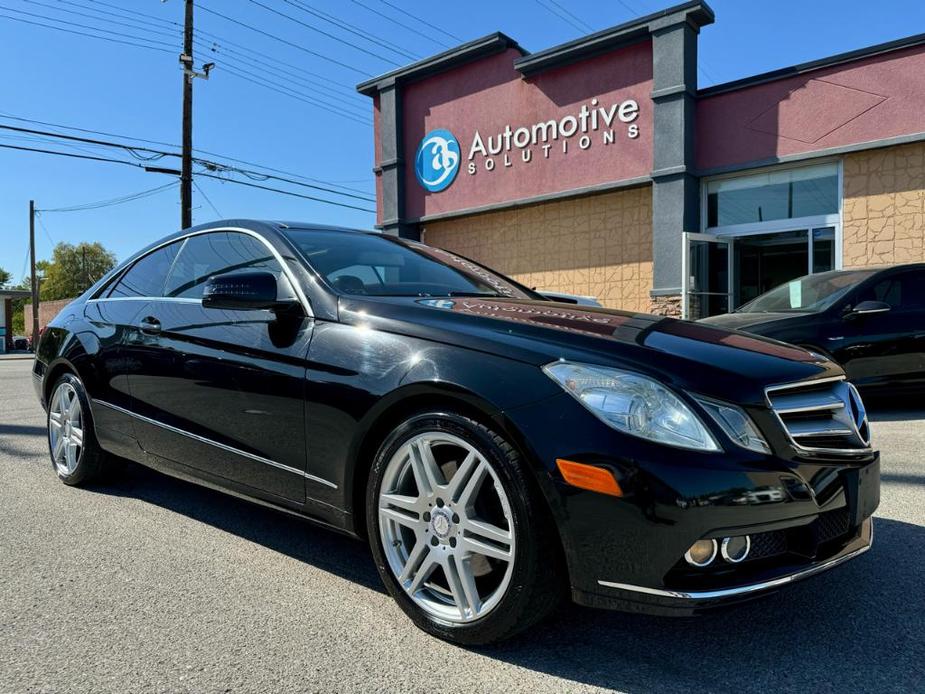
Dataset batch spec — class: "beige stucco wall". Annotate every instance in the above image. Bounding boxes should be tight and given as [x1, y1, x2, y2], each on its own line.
[843, 141, 925, 267]
[422, 186, 653, 313]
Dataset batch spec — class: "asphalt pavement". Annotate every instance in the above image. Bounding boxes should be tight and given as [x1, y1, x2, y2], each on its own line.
[1, 359, 923, 693]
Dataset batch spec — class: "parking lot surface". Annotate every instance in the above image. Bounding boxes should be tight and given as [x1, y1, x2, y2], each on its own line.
[1, 359, 923, 693]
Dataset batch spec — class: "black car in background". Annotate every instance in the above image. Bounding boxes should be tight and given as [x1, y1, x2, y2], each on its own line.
[701, 264, 925, 394]
[33, 221, 879, 645]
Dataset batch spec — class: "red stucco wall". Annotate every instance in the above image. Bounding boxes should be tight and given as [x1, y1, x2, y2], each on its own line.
[696, 44, 925, 171]
[398, 42, 654, 220]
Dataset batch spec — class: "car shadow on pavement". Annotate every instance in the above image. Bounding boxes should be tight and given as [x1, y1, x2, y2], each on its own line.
[487, 516, 924, 693]
[86, 461, 385, 594]
[82, 462, 922, 692]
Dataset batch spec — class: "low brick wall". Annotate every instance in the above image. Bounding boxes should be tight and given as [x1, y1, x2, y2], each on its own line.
[23, 298, 75, 340]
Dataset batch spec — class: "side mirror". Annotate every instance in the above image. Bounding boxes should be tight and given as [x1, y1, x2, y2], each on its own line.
[845, 300, 891, 319]
[202, 271, 299, 312]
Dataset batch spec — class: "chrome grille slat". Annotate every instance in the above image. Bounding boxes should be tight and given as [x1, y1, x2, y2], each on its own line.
[766, 377, 872, 455]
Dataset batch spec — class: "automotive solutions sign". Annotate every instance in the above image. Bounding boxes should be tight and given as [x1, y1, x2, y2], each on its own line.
[413, 97, 641, 192]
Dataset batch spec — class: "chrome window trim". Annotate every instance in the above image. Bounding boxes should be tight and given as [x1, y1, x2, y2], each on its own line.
[92, 398, 336, 489]
[764, 375, 873, 456]
[91, 226, 314, 318]
[598, 520, 872, 601]
[87, 297, 202, 304]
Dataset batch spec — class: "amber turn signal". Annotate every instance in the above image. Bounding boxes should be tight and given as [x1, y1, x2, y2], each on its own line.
[556, 459, 623, 497]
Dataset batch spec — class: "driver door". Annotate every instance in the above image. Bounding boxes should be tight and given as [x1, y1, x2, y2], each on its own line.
[126, 231, 313, 503]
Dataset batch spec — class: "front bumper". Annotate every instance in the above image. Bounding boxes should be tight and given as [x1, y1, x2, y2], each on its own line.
[579, 517, 872, 615]
[502, 392, 881, 616]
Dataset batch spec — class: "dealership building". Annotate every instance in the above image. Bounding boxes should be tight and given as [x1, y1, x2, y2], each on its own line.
[357, 1, 925, 318]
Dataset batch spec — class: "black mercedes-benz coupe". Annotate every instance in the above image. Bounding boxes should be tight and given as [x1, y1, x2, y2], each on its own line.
[33, 220, 879, 645]
[700, 265, 925, 395]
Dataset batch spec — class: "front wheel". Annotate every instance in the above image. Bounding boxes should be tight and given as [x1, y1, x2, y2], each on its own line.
[366, 412, 563, 645]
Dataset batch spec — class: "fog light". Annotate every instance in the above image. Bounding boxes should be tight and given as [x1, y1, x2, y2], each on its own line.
[684, 539, 717, 567]
[721, 535, 751, 563]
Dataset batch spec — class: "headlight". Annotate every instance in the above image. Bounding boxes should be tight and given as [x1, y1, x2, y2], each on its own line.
[543, 361, 720, 451]
[694, 397, 771, 454]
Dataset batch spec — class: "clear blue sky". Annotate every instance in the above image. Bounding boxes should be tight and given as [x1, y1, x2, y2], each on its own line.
[1, 0, 924, 283]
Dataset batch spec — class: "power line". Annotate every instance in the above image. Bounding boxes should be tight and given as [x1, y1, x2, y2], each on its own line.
[0, 5, 369, 124]
[197, 172, 375, 213]
[35, 212, 54, 245]
[84, 0, 179, 28]
[65, 0, 364, 101]
[0, 123, 376, 201]
[218, 64, 372, 127]
[282, 0, 419, 61]
[196, 46, 372, 119]
[38, 182, 179, 213]
[23, 0, 181, 42]
[198, 2, 371, 76]
[0, 3, 179, 49]
[349, 0, 452, 49]
[374, 0, 463, 43]
[0, 143, 376, 213]
[193, 179, 222, 218]
[0, 111, 374, 196]
[246, 0, 401, 67]
[0, 11, 174, 54]
[194, 35, 367, 104]
[536, 0, 593, 33]
[535, 1, 586, 34]
[57, 0, 181, 34]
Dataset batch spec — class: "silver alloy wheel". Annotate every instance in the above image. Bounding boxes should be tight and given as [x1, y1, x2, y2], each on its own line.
[49, 382, 84, 476]
[378, 432, 516, 624]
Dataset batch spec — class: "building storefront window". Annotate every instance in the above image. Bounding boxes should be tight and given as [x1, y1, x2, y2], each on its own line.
[685, 162, 843, 319]
[706, 163, 839, 227]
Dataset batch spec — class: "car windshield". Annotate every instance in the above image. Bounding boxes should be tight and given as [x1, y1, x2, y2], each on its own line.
[737, 270, 876, 313]
[282, 229, 539, 299]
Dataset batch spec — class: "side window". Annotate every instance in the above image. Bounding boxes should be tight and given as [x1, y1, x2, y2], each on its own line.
[328, 264, 385, 287]
[898, 271, 925, 310]
[857, 272, 925, 311]
[164, 232, 285, 299]
[108, 242, 182, 298]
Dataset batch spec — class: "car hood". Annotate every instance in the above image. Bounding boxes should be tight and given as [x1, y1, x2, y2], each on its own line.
[698, 311, 810, 331]
[337, 296, 839, 405]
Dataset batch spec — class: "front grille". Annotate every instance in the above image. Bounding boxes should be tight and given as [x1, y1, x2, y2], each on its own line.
[816, 508, 851, 544]
[747, 529, 788, 560]
[766, 378, 871, 454]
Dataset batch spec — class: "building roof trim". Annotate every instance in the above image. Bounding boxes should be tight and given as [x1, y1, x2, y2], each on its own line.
[513, 0, 715, 76]
[699, 31, 925, 97]
[356, 32, 526, 96]
[0, 288, 31, 299]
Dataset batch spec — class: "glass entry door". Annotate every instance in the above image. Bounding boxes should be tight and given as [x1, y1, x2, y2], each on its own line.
[733, 226, 836, 309]
[682, 232, 732, 320]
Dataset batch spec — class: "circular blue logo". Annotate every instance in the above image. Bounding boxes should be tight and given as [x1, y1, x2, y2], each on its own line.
[414, 129, 460, 192]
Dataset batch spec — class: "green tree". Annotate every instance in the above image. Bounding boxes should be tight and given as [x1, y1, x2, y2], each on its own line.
[0, 267, 10, 286]
[39, 242, 116, 301]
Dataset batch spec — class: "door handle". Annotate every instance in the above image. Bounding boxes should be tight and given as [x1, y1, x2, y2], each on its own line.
[139, 317, 161, 335]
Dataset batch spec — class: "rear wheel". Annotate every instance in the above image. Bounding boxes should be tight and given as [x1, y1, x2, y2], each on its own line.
[47, 373, 111, 486]
[366, 411, 563, 645]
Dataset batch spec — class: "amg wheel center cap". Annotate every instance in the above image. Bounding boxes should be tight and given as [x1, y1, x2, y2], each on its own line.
[430, 509, 452, 538]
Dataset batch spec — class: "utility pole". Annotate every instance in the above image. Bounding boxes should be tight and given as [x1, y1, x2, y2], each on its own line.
[177, 0, 213, 230]
[180, 0, 194, 230]
[29, 200, 38, 344]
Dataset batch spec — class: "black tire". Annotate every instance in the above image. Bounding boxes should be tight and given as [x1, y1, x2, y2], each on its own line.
[366, 411, 564, 646]
[46, 373, 111, 486]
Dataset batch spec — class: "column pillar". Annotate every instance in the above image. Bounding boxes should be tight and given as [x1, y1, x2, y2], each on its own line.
[649, 15, 702, 315]
[376, 80, 419, 240]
